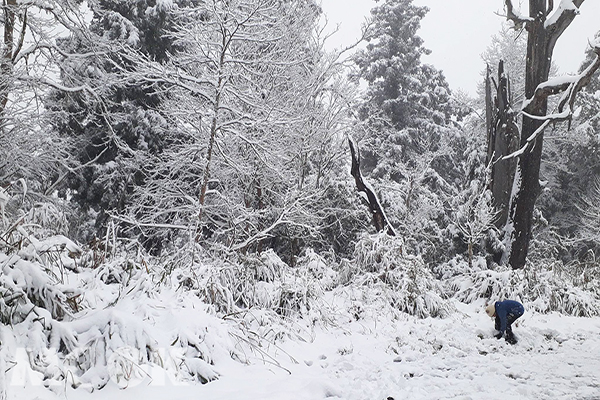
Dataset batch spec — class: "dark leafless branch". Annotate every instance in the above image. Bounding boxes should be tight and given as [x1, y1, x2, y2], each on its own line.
[503, 42, 599, 160]
[522, 41, 600, 121]
[348, 138, 396, 236]
[504, 0, 533, 30]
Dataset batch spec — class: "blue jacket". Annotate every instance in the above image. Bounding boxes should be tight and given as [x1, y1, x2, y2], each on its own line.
[495, 300, 524, 334]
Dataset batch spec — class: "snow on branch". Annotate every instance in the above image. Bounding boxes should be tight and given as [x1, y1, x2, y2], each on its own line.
[522, 41, 600, 122]
[348, 137, 396, 237]
[545, 0, 585, 30]
[503, 41, 600, 161]
[503, 0, 534, 30]
[502, 119, 551, 161]
[229, 195, 319, 252]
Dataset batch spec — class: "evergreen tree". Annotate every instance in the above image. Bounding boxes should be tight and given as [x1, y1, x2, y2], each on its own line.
[352, 0, 461, 263]
[354, 0, 451, 132]
[47, 0, 181, 239]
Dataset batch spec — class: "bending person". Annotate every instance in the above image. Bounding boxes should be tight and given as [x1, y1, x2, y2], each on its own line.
[486, 300, 524, 344]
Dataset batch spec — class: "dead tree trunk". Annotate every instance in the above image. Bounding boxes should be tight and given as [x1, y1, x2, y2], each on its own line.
[485, 60, 519, 231]
[485, 66, 495, 167]
[348, 138, 396, 236]
[503, 0, 600, 268]
[1, 0, 18, 117]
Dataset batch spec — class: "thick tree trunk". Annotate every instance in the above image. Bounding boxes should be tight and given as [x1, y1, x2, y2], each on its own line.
[505, 0, 587, 268]
[485, 66, 495, 167]
[502, 0, 597, 268]
[348, 138, 396, 236]
[507, 1, 553, 268]
[486, 60, 519, 231]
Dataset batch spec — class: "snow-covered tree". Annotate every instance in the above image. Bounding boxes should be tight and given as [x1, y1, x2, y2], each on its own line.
[351, 0, 462, 263]
[354, 0, 452, 133]
[534, 31, 600, 257]
[452, 181, 499, 268]
[120, 0, 355, 260]
[502, 0, 600, 269]
[46, 0, 181, 240]
[0, 0, 96, 195]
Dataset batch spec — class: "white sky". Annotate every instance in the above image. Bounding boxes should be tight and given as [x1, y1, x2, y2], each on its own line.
[320, 0, 600, 96]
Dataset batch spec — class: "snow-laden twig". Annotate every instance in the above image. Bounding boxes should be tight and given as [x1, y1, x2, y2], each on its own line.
[522, 46, 600, 119]
[503, 41, 600, 161]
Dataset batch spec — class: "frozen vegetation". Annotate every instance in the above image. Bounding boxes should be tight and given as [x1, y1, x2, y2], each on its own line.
[1, 0, 600, 399]
[1, 224, 599, 399]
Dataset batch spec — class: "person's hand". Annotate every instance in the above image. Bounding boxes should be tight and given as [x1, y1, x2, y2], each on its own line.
[494, 332, 503, 339]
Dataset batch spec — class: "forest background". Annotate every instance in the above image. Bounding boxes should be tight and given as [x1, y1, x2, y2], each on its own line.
[0, 0, 599, 397]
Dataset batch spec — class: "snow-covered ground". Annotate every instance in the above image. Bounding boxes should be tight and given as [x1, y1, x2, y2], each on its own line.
[7, 298, 600, 400]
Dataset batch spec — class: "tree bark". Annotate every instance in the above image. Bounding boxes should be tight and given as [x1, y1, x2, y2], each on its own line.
[348, 138, 396, 236]
[1, 0, 17, 116]
[505, 0, 585, 268]
[486, 60, 519, 231]
[485, 65, 495, 167]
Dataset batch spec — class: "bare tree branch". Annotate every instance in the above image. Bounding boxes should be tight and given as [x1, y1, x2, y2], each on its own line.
[545, 0, 585, 32]
[504, 0, 533, 30]
[543, 0, 586, 55]
[43, 147, 109, 196]
[522, 40, 600, 121]
[11, 9, 27, 63]
[348, 137, 396, 236]
[503, 41, 599, 160]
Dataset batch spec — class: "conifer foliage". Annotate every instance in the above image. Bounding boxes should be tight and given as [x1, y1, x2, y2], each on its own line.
[354, 0, 452, 132]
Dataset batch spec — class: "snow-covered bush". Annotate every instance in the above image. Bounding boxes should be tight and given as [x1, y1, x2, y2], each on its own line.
[1, 202, 238, 394]
[448, 264, 519, 304]
[158, 246, 331, 320]
[0, 239, 247, 393]
[526, 258, 600, 316]
[442, 257, 600, 317]
[344, 233, 451, 318]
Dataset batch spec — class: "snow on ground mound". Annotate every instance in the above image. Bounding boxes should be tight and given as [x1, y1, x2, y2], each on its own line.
[7, 294, 600, 400]
[2, 235, 599, 399]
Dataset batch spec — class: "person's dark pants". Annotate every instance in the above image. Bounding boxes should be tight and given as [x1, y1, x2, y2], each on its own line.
[495, 313, 520, 337]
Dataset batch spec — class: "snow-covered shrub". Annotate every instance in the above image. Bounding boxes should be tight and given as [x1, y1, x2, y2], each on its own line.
[527, 272, 600, 316]
[191, 250, 285, 314]
[1, 244, 238, 392]
[448, 264, 518, 304]
[0, 184, 72, 265]
[277, 272, 323, 318]
[295, 249, 338, 290]
[443, 257, 600, 317]
[1, 204, 237, 394]
[347, 233, 451, 318]
[24, 202, 70, 238]
[352, 232, 404, 274]
[434, 254, 488, 280]
[163, 247, 328, 319]
[566, 250, 600, 291]
[525, 259, 600, 316]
